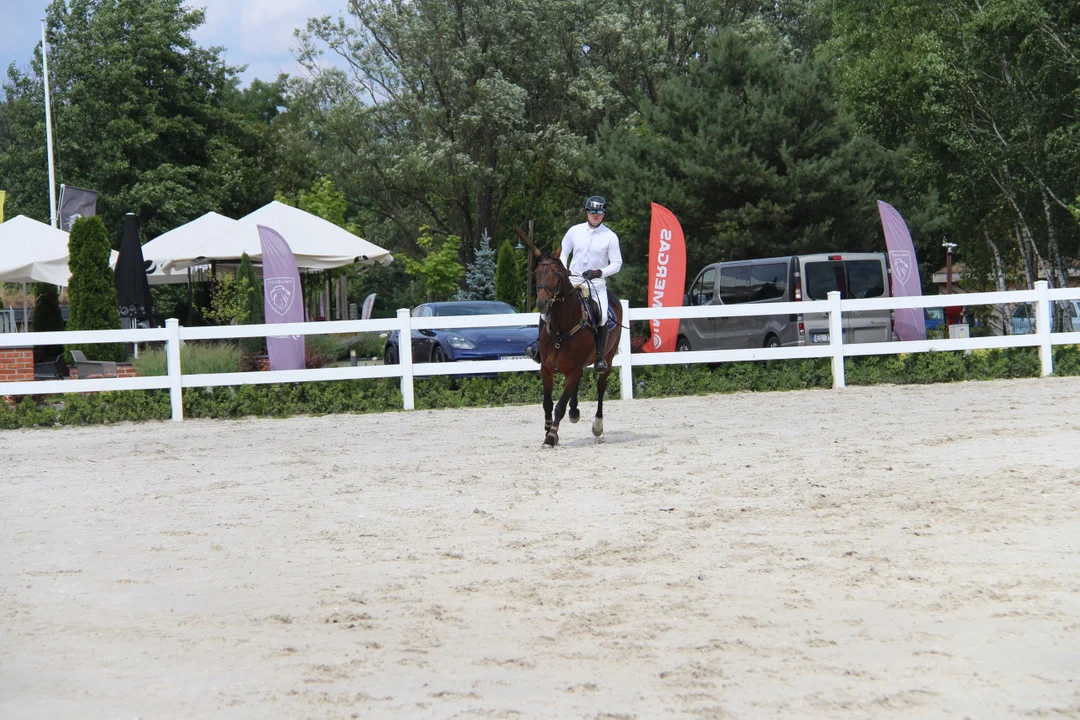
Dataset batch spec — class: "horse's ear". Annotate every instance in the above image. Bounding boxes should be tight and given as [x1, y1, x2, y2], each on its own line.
[533, 246, 541, 258]
[552, 245, 560, 260]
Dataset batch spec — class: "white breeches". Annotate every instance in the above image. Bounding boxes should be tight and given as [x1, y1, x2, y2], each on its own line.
[571, 276, 608, 321]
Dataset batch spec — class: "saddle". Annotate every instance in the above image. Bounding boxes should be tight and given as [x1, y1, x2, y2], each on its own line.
[573, 283, 617, 331]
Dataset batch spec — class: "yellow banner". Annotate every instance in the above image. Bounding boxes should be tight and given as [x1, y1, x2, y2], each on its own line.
[0, 190, 6, 223]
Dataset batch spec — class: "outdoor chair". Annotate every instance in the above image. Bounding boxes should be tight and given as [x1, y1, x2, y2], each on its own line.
[33, 354, 68, 381]
[68, 350, 117, 379]
[0, 308, 16, 334]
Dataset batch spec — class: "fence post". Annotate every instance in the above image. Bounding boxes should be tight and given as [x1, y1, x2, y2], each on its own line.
[165, 318, 183, 421]
[619, 299, 633, 401]
[828, 291, 845, 389]
[397, 308, 415, 410]
[1035, 280, 1053, 376]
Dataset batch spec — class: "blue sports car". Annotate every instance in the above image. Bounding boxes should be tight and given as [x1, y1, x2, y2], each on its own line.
[383, 301, 535, 365]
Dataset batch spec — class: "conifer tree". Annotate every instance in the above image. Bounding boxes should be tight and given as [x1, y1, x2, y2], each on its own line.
[236, 252, 264, 353]
[494, 239, 523, 310]
[65, 216, 124, 361]
[455, 235, 497, 301]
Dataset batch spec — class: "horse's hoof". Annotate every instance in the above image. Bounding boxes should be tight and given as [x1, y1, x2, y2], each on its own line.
[568, 408, 580, 423]
[595, 435, 606, 444]
[544, 427, 559, 447]
[592, 418, 604, 437]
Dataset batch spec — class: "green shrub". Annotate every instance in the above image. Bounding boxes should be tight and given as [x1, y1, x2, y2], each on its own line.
[132, 342, 242, 376]
[305, 333, 343, 363]
[5, 344, 1080, 429]
[343, 333, 385, 361]
[65, 216, 125, 362]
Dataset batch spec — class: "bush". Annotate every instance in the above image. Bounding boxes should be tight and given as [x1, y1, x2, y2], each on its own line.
[5, 345, 1080, 429]
[132, 342, 242, 376]
[305, 333, 343, 364]
[65, 216, 125, 362]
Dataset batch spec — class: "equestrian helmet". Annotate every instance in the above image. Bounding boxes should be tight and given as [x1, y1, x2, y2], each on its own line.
[584, 195, 607, 214]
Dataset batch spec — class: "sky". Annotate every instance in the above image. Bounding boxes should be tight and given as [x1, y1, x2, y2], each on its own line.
[1, 0, 348, 86]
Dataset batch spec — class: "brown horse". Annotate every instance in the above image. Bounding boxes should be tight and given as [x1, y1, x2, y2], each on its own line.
[533, 250, 623, 446]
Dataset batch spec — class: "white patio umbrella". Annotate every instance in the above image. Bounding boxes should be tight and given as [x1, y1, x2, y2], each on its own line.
[138, 211, 234, 281]
[0, 215, 71, 331]
[0, 215, 72, 286]
[160, 201, 394, 271]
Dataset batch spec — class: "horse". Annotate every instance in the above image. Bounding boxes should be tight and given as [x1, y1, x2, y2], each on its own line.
[533, 249, 623, 447]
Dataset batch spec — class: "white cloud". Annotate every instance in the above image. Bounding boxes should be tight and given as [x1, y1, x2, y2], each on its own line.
[191, 0, 348, 84]
[0, 0, 348, 87]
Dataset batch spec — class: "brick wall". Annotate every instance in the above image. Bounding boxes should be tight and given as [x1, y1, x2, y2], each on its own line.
[0, 347, 34, 383]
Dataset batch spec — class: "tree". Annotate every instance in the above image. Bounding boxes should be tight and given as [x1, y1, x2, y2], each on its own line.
[456, 236, 497, 301]
[495, 239, 524, 310]
[291, 0, 597, 259]
[592, 28, 907, 293]
[402, 228, 464, 301]
[830, 0, 1080, 293]
[32, 283, 64, 332]
[236, 253, 264, 354]
[65, 216, 123, 361]
[0, 0, 277, 240]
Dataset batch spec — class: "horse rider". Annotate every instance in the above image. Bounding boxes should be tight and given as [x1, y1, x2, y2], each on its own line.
[526, 195, 623, 372]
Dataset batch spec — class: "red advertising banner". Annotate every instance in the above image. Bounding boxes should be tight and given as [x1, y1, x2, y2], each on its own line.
[643, 203, 687, 352]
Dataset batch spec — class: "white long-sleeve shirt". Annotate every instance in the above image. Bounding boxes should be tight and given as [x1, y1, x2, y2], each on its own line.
[559, 222, 623, 280]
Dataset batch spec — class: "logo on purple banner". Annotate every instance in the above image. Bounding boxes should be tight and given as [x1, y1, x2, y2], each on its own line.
[877, 201, 926, 342]
[265, 277, 297, 316]
[258, 224, 306, 371]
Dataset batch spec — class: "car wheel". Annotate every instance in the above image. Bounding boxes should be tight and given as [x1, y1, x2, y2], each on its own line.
[431, 345, 445, 363]
[675, 337, 691, 352]
[383, 346, 398, 365]
[761, 334, 780, 368]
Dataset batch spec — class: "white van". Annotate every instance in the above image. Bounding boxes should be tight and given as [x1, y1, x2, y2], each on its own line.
[677, 252, 893, 351]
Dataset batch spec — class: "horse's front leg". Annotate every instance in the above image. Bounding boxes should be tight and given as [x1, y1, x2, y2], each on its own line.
[546, 367, 583, 447]
[542, 364, 555, 435]
[568, 385, 580, 424]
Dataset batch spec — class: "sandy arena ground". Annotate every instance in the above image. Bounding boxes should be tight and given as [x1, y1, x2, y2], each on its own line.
[2, 377, 1079, 719]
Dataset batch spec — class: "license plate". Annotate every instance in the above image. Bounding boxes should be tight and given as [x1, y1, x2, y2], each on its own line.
[500, 355, 527, 361]
[810, 333, 830, 343]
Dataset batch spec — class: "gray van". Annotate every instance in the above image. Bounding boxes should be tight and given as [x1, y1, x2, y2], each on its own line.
[677, 252, 893, 351]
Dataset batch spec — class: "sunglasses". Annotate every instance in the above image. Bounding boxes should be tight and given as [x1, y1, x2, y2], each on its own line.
[586, 208, 606, 215]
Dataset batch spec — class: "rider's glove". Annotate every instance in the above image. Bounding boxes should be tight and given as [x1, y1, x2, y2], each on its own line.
[582, 269, 602, 280]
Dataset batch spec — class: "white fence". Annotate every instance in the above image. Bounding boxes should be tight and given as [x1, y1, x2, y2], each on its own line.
[2, 281, 1078, 422]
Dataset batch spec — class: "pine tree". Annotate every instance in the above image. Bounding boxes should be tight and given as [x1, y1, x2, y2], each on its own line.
[494, 239, 523, 310]
[66, 216, 124, 361]
[236, 252, 264, 354]
[455, 234, 497, 301]
[32, 283, 64, 331]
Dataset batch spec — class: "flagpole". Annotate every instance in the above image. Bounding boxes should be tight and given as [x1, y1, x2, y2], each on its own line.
[42, 19, 58, 229]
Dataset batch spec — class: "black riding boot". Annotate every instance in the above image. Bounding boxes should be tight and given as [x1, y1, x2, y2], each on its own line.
[524, 320, 544, 363]
[593, 323, 610, 372]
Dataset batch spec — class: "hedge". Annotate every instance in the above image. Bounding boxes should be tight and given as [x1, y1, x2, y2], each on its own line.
[2, 346, 1078, 429]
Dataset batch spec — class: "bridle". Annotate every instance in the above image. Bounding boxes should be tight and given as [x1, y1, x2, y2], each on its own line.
[535, 257, 567, 308]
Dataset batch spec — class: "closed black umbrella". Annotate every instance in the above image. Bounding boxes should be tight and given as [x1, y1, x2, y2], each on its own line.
[115, 213, 154, 325]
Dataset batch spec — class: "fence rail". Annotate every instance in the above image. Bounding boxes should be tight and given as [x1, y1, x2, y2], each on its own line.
[3, 281, 1078, 421]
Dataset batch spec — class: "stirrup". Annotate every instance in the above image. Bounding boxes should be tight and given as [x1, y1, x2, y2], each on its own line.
[524, 342, 541, 363]
[594, 356, 609, 372]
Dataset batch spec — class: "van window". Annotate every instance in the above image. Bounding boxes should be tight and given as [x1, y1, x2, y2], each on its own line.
[719, 266, 750, 304]
[689, 268, 716, 306]
[749, 263, 786, 302]
[805, 261, 846, 300]
[847, 260, 885, 299]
